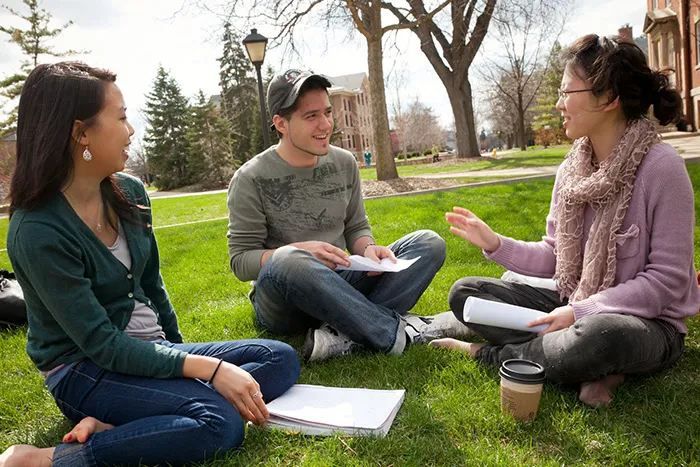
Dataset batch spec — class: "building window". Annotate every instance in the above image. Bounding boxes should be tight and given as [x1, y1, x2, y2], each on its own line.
[345, 114, 349, 126]
[651, 0, 657, 9]
[347, 136, 352, 148]
[696, 22, 700, 65]
[668, 34, 676, 85]
[352, 135, 356, 148]
[652, 39, 660, 69]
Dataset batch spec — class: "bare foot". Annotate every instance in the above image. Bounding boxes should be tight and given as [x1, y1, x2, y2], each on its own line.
[579, 374, 626, 407]
[429, 338, 485, 358]
[63, 416, 115, 444]
[0, 445, 55, 467]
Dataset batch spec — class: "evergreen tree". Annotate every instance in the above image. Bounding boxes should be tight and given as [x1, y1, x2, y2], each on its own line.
[0, 0, 82, 135]
[532, 42, 567, 147]
[532, 42, 565, 131]
[186, 90, 237, 187]
[143, 66, 191, 190]
[218, 23, 257, 162]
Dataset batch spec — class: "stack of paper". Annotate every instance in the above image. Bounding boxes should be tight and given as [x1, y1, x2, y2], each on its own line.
[264, 384, 406, 437]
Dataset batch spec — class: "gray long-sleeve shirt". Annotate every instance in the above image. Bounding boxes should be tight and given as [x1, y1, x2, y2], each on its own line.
[227, 145, 373, 281]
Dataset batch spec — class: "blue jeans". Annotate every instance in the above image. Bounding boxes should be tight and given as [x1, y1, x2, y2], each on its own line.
[49, 339, 300, 467]
[253, 230, 446, 353]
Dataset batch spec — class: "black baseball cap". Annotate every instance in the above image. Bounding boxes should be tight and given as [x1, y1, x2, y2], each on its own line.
[267, 69, 332, 122]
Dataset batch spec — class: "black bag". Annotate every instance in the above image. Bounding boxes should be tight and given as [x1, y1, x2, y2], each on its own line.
[0, 269, 27, 327]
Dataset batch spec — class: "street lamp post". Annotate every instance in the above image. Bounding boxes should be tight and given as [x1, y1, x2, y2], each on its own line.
[243, 28, 271, 148]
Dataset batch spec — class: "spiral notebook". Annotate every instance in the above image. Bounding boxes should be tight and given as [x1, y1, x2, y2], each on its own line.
[263, 384, 406, 437]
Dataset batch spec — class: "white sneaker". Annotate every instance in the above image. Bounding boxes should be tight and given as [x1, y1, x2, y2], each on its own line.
[403, 311, 475, 344]
[302, 323, 360, 362]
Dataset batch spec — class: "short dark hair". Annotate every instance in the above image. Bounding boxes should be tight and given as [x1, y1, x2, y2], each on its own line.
[10, 61, 142, 226]
[563, 34, 681, 125]
[275, 79, 330, 139]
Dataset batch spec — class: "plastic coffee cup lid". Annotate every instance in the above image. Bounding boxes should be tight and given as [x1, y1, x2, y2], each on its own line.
[499, 359, 546, 384]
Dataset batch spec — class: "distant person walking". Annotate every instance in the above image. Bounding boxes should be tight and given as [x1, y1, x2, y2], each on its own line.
[363, 148, 372, 168]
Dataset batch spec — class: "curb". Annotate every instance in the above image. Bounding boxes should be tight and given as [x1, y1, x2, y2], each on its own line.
[364, 173, 557, 201]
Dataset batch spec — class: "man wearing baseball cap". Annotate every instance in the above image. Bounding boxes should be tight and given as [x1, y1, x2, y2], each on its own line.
[226, 69, 470, 361]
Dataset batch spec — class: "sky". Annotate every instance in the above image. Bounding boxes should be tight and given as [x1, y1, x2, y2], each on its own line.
[0, 0, 649, 140]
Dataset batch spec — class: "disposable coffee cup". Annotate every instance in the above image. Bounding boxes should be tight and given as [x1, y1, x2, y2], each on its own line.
[499, 359, 545, 422]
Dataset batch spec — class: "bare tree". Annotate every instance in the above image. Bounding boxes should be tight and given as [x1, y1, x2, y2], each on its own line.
[385, 0, 496, 159]
[387, 68, 409, 159]
[483, 83, 523, 149]
[126, 137, 151, 184]
[189, 0, 450, 180]
[478, 0, 570, 150]
[401, 99, 445, 153]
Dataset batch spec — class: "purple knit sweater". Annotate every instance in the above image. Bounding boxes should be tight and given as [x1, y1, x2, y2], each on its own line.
[486, 142, 700, 334]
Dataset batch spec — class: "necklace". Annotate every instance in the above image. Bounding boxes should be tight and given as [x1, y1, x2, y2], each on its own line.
[64, 191, 104, 232]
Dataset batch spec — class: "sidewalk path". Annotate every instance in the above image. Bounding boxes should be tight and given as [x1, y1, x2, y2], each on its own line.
[418, 133, 700, 180]
[419, 165, 560, 179]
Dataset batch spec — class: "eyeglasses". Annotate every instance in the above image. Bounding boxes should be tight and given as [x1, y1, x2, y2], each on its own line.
[558, 88, 592, 100]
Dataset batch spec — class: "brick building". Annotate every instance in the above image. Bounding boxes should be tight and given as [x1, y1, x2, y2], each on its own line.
[644, 0, 698, 130]
[327, 73, 374, 163]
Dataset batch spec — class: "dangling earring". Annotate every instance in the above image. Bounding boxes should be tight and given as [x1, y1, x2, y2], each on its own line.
[82, 147, 92, 161]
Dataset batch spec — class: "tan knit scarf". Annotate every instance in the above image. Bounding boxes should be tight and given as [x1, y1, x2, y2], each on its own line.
[554, 118, 660, 302]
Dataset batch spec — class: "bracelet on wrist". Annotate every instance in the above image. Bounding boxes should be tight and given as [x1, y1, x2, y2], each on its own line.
[208, 359, 223, 384]
[363, 242, 376, 252]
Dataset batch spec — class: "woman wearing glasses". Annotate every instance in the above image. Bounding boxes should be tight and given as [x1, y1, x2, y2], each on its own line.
[0, 62, 300, 467]
[432, 34, 699, 407]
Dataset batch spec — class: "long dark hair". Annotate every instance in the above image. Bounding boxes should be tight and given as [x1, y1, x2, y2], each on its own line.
[563, 34, 682, 125]
[9, 61, 143, 226]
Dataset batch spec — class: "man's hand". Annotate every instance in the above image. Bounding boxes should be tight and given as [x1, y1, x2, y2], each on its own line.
[527, 305, 575, 336]
[292, 241, 350, 270]
[364, 244, 396, 277]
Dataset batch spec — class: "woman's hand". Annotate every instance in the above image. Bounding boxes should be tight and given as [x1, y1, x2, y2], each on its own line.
[445, 207, 500, 252]
[528, 305, 575, 336]
[211, 363, 269, 426]
[183, 355, 269, 426]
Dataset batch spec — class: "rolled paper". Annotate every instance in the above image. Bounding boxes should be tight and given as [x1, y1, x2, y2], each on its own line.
[463, 296, 549, 333]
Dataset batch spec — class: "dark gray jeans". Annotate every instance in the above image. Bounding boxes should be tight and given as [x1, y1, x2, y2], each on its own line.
[448, 277, 685, 384]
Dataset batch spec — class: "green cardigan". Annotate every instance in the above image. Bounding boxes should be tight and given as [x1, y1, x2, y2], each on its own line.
[7, 174, 187, 378]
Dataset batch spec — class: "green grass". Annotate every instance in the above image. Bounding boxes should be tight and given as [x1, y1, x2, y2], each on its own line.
[360, 146, 570, 181]
[1, 163, 700, 465]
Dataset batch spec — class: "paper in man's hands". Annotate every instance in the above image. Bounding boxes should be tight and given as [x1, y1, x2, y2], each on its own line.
[335, 255, 421, 272]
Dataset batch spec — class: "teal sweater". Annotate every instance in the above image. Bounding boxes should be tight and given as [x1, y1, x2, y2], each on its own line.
[7, 174, 187, 378]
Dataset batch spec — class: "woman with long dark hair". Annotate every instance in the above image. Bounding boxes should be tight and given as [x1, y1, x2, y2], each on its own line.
[0, 62, 300, 467]
[432, 35, 700, 407]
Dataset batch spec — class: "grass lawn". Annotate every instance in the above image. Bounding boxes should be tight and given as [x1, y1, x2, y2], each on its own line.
[1, 163, 699, 466]
[360, 146, 571, 181]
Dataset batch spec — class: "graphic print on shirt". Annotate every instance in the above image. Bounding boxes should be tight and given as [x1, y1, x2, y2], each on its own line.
[252, 161, 352, 243]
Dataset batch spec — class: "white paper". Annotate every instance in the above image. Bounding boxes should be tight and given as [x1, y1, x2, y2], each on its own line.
[264, 384, 406, 437]
[335, 255, 420, 272]
[463, 296, 549, 333]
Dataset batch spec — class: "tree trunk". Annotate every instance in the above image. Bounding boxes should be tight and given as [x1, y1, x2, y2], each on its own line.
[367, 34, 398, 180]
[445, 78, 480, 158]
[518, 92, 526, 151]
